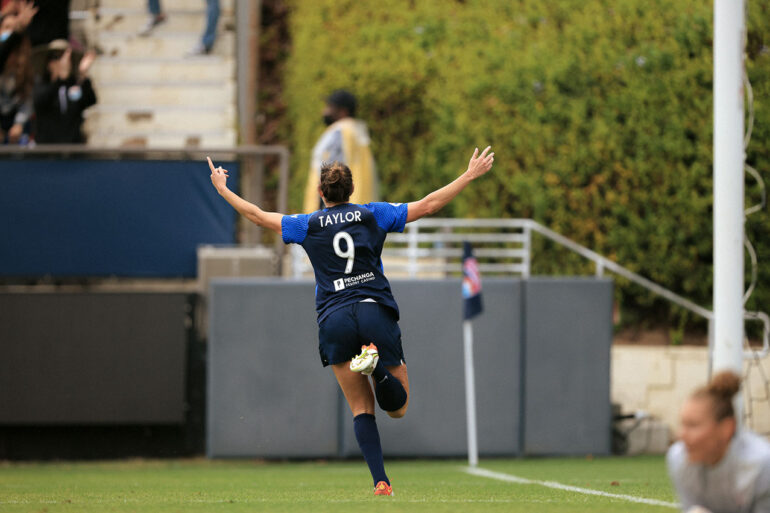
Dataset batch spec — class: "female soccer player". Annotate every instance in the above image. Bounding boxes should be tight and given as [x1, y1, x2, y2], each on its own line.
[207, 146, 494, 496]
[667, 371, 770, 512]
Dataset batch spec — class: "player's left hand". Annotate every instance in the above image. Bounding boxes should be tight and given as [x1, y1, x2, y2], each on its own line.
[466, 146, 495, 180]
[208, 156, 229, 193]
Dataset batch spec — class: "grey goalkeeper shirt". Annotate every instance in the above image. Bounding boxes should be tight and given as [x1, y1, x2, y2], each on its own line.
[667, 429, 770, 513]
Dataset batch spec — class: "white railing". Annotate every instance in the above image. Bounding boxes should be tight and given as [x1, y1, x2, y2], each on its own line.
[383, 218, 532, 277]
[290, 217, 769, 359]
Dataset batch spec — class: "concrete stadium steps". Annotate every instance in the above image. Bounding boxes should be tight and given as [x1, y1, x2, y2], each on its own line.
[99, 0, 234, 11]
[96, 82, 235, 107]
[95, 9, 210, 34]
[82, 1, 238, 148]
[84, 105, 235, 133]
[90, 57, 234, 83]
[99, 31, 235, 58]
[86, 129, 237, 148]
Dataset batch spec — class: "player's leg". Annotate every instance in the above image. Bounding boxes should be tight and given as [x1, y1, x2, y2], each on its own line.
[320, 305, 391, 493]
[332, 363, 391, 491]
[382, 363, 409, 418]
[353, 304, 409, 416]
[332, 362, 375, 416]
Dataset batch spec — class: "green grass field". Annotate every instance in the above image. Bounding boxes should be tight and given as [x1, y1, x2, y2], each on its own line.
[0, 456, 678, 512]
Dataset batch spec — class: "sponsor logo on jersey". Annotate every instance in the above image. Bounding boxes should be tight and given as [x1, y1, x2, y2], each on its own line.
[332, 272, 375, 292]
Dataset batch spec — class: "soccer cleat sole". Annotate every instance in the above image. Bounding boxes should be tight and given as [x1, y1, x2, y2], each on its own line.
[350, 344, 379, 375]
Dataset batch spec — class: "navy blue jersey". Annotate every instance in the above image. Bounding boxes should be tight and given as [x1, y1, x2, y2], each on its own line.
[282, 202, 409, 323]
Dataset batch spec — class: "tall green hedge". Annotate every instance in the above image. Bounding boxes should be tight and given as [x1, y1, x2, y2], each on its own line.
[284, 0, 770, 324]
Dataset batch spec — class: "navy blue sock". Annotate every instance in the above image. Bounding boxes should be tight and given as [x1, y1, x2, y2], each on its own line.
[371, 361, 407, 412]
[353, 413, 389, 486]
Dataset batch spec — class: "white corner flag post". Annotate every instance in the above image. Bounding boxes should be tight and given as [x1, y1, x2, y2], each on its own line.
[463, 319, 479, 467]
[462, 241, 483, 467]
[712, 0, 745, 417]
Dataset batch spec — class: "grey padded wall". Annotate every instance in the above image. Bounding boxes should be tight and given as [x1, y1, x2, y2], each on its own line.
[522, 278, 613, 455]
[207, 278, 612, 458]
[207, 279, 339, 457]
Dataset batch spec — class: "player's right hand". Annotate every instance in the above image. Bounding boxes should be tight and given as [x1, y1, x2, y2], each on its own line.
[208, 156, 229, 193]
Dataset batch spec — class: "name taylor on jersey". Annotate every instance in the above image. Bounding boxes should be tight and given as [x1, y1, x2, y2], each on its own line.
[318, 209, 362, 228]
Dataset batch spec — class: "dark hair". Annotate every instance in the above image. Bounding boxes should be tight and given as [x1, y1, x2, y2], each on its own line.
[326, 90, 357, 117]
[692, 371, 741, 421]
[320, 161, 353, 203]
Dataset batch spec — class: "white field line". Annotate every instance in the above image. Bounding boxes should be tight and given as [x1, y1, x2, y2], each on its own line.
[465, 466, 680, 509]
[0, 498, 554, 505]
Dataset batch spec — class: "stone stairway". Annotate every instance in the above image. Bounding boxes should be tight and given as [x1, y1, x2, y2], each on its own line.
[82, 0, 237, 148]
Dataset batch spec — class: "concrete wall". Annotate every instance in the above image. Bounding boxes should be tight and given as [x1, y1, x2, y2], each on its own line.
[611, 345, 770, 441]
[207, 278, 613, 458]
[0, 293, 191, 424]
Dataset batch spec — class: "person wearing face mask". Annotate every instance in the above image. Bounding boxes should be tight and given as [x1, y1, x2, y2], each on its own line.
[667, 371, 770, 513]
[0, 1, 36, 145]
[303, 89, 378, 213]
[32, 40, 97, 144]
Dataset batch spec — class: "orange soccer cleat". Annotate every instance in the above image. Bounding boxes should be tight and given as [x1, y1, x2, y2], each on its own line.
[373, 481, 393, 496]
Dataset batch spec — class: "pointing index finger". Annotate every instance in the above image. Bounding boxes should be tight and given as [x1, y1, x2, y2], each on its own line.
[207, 156, 216, 173]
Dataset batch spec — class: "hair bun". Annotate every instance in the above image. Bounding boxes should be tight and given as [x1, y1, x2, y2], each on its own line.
[319, 161, 353, 203]
[708, 371, 741, 400]
[321, 162, 344, 184]
[326, 168, 341, 184]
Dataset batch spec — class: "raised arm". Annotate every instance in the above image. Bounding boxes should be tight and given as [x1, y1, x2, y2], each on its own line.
[406, 146, 495, 223]
[208, 157, 283, 235]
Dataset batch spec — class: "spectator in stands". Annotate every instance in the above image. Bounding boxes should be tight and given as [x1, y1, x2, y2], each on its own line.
[303, 90, 378, 213]
[0, 1, 36, 145]
[667, 371, 770, 513]
[139, 0, 166, 37]
[187, 0, 219, 55]
[33, 40, 96, 144]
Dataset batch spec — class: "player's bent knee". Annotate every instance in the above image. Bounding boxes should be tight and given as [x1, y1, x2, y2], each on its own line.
[386, 403, 408, 419]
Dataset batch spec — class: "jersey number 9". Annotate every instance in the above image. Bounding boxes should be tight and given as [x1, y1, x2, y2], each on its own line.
[333, 231, 355, 274]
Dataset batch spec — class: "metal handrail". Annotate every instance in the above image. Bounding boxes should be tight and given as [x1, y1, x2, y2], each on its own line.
[528, 221, 768, 358]
[527, 222, 714, 319]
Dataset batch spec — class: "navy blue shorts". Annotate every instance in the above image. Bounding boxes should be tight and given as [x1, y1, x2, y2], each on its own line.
[318, 302, 405, 367]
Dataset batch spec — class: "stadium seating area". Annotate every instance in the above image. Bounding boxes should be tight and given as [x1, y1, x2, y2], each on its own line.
[85, 0, 236, 147]
[0, 0, 236, 147]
